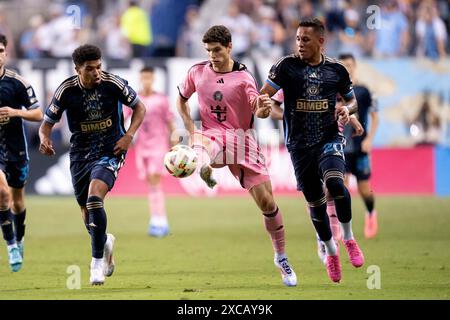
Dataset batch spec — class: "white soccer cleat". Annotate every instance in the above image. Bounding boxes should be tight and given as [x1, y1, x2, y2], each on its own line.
[200, 164, 217, 189]
[90, 258, 105, 285]
[274, 255, 297, 287]
[103, 233, 115, 277]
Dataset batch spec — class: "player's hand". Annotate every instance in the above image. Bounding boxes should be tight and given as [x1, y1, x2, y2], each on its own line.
[39, 138, 56, 156]
[350, 116, 364, 137]
[335, 105, 349, 124]
[114, 133, 133, 155]
[0, 106, 19, 118]
[255, 94, 272, 118]
[361, 138, 372, 153]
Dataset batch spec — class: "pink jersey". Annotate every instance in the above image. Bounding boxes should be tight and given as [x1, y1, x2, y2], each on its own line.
[134, 93, 174, 156]
[271, 89, 284, 104]
[178, 61, 259, 133]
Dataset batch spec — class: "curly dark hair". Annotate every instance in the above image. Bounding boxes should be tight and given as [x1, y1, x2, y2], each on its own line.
[202, 25, 232, 47]
[72, 44, 102, 67]
[0, 34, 7, 48]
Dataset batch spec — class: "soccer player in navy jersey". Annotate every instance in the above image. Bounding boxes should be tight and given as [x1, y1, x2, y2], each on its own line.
[0, 34, 43, 272]
[338, 53, 379, 239]
[256, 18, 365, 283]
[39, 44, 146, 285]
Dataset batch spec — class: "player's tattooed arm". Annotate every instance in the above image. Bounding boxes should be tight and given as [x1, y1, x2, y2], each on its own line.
[114, 100, 146, 155]
[176, 94, 195, 136]
[0, 106, 43, 122]
[38, 121, 56, 156]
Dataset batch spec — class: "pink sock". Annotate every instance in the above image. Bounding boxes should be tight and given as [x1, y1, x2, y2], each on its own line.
[263, 207, 285, 255]
[148, 185, 167, 225]
[327, 200, 342, 241]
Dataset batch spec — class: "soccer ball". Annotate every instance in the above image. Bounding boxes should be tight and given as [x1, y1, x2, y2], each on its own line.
[164, 145, 198, 178]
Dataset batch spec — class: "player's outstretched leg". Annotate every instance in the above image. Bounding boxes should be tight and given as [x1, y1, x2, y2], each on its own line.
[251, 182, 297, 287]
[87, 195, 108, 285]
[325, 172, 364, 268]
[147, 180, 170, 237]
[358, 181, 378, 239]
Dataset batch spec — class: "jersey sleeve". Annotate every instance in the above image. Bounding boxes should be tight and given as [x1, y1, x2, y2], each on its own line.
[337, 65, 354, 100]
[44, 87, 67, 124]
[117, 78, 139, 109]
[177, 65, 197, 99]
[266, 58, 286, 91]
[271, 89, 284, 104]
[16, 81, 39, 110]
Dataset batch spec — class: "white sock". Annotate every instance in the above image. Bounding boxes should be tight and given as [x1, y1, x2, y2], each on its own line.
[7, 243, 18, 250]
[275, 252, 287, 261]
[341, 221, 354, 241]
[323, 239, 337, 256]
[91, 257, 103, 266]
[150, 216, 168, 227]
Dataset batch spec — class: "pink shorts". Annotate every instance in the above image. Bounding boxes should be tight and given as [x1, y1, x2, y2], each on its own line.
[135, 151, 166, 179]
[195, 130, 270, 190]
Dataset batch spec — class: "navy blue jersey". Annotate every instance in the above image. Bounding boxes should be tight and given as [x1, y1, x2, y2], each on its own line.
[44, 71, 139, 161]
[0, 68, 39, 161]
[267, 54, 354, 150]
[343, 85, 377, 153]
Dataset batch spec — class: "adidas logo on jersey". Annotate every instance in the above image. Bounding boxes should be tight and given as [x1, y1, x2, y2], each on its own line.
[216, 78, 224, 84]
[309, 72, 318, 78]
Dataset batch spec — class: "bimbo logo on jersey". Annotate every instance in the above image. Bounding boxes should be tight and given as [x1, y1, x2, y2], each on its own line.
[296, 99, 329, 112]
[80, 117, 113, 132]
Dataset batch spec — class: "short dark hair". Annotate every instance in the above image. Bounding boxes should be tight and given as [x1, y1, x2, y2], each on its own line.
[0, 34, 7, 47]
[140, 66, 155, 73]
[202, 25, 232, 47]
[72, 44, 102, 67]
[338, 53, 355, 61]
[298, 18, 325, 37]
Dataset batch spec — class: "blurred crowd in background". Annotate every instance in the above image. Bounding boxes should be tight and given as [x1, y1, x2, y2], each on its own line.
[0, 0, 447, 62]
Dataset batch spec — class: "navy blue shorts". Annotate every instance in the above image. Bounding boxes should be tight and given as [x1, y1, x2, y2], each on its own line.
[289, 136, 346, 202]
[0, 159, 29, 189]
[70, 154, 125, 206]
[345, 152, 371, 181]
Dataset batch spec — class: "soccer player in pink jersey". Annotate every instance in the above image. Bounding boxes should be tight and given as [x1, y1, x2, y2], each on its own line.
[176, 25, 297, 287]
[135, 66, 177, 237]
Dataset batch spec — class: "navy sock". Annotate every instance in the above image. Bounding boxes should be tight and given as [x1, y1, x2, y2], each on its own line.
[334, 188, 352, 223]
[0, 209, 16, 245]
[309, 201, 332, 242]
[363, 195, 375, 214]
[86, 196, 107, 259]
[13, 209, 26, 242]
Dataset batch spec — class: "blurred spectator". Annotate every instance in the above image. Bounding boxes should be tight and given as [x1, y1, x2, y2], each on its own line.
[19, 14, 44, 59]
[410, 91, 442, 145]
[176, 5, 204, 58]
[99, 14, 131, 60]
[120, 0, 152, 58]
[415, 2, 447, 60]
[0, 11, 16, 58]
[338, 8, 365, 57]
[252, 5, 286, 59]
[369, 0, 410, 57]
[219, 0, 256, 60]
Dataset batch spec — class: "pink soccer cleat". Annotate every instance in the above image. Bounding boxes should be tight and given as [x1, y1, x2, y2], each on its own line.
[364, 210, 378, 239]
[343, 239, 365, 268]
[325, 255, 342, 283]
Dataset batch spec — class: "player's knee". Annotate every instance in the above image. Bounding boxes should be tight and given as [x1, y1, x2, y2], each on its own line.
[325, 176, 346, 199]
[308, 196, 327, 219]
[12, 200, 25, 213]
[0, 186, 11, 206]
[258, 194, 276, 213]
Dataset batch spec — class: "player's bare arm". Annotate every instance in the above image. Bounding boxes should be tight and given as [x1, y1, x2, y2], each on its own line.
[336, 94, 357, 124]
[349, 115, 364, 137]
[254, 83, 278, 118]
[362, 110, 379, 153]
[176, 94, 195, 136]
[114, 100, 146, 156]
[38, 121, 56, 156]
[271, 100, 284, 121]
[0, 106, 43, 122]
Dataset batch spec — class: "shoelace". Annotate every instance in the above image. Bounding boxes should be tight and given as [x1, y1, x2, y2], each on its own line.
[278, 258, 292, 275]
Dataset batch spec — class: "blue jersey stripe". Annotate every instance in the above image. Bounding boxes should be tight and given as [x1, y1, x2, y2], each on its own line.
[266, 79, 281, 91]
[118, 102, 125, 136]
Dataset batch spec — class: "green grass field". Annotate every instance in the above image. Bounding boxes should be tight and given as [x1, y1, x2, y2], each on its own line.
[0, 195, 449, 300]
